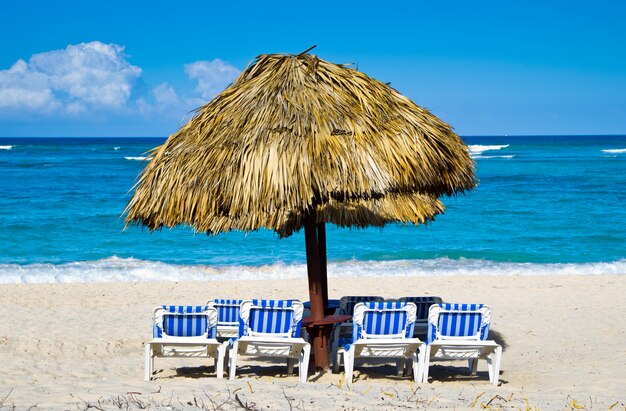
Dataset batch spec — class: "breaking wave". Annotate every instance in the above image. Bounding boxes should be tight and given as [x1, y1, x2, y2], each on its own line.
[469, 144, 509, 157]
[0, 256, 623, 284]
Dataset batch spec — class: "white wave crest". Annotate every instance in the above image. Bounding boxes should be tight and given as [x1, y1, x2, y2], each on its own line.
[114, 146, 121, 151]
[0, 145, 13, 150]
[0, 256, 624, 285]
[469, 144, 509, 156]
[602, 148, 626, 154]
[124, 156, 151, 161]
[473, 155, 515, 159]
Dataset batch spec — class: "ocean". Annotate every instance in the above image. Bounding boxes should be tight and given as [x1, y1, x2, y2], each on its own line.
[0, 135, 625, 284]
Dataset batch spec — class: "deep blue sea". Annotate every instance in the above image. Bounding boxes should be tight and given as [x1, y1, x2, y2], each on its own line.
[0, 135, 625, 283]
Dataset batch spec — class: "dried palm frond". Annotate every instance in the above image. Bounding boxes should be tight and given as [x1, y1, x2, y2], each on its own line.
[153, 192, 444, 238]
[125, 52, 475, 236]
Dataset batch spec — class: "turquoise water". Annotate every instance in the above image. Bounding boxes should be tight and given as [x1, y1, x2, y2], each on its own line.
[0, 136, 625, 283]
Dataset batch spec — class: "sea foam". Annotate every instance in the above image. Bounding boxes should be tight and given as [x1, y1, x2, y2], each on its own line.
[469, 144, 509, 157]
[602, 148, 626, 154]
[124, 156, 150, 161]
[472, 155, 515, 159]
[0, 145, 13, 150]
[1, 256, 623, 284]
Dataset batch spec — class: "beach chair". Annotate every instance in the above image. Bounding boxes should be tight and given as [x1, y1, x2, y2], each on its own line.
[145, 305, 227, 381]
[338, 295, 386, 317]
[302, 298, 341, 317]
[331, 295, 384, 372]
[206, 299, 244, 339]
[399, 296, 443, 337]
[423, 303, 502, 386]
[228, 299, 311, 383]
[337, 301, 425, 384]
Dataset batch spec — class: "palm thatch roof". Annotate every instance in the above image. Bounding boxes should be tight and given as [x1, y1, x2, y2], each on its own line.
[124, 52, 476, 237]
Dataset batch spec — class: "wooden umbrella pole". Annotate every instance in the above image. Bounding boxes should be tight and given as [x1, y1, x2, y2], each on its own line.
[304, 211, 323, 321]
[304, 210, 331, 370]
[317, 222, 329, 310]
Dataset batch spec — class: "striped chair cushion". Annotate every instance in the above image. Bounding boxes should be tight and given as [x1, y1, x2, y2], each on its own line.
[211, 299, 243, 325]
[352, 301, 412, 341]
[162, 305, 207, 313]
[339, 296, 384, 315]
[248, 307, 295, 335]
[251, 299, 294, 308]
[154, 305, 215, 338]
[399, 296, 443, 321]
[238, 300, 302, 338]
[427, 303, 488, 344]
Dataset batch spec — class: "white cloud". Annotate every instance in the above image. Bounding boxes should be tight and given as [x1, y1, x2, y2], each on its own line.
[152, 82, 181, 106]
[0, 59, 58, 111]
[184, 59, 240, 100]
[148, 58, 240, 116]
[0, 41, 141, 115]
[0, 42, 241, 131]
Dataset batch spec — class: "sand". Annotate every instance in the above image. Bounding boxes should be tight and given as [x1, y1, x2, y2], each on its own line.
[0, 274, 625, 410]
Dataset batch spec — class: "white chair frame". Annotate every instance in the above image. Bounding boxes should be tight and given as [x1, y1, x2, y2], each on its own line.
[337, 302, 425, 384]
[144, 306, 227, 381]
[422, 304, 502, 386]
[228, 300, 311, 383]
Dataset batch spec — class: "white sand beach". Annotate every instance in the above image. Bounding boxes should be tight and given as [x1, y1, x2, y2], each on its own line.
[1, 274, 625, 410]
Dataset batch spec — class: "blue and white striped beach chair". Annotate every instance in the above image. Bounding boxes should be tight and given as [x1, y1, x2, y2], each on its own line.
[145, 305, 227, 381]
[331, 295, 384, 371]
[228, 299, 311, 382]
[399, 296, 443, 337]
[337, 301, 425, 384]
[339, 296, 385, 317]
[423, 303, 502, 385]
[206, 299, 244, 339]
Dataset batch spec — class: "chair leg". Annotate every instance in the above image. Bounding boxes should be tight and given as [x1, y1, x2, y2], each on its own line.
[412, 351, 421, 383]
[228, 342, 239, 380]
[343, 348, 354, 385]
[299, 344, 311, 383]
[330, 327, 339, 374]
[222, 344, 230, 375]
[416, 343, 426, 383]
[215, 344, 227, 379]
[287, 358, 295, 375]
[422, 345, 432, 383]
[488, 345, 502, 386]
[335, 349, 344, 375]
[469, 358, 478, 375]
[144, 344, 153, 381]
[331, 327, 340, 373]
[333, 347, 342, 374]
[403, 358, 412, 377]
[395, 358, 404, 376]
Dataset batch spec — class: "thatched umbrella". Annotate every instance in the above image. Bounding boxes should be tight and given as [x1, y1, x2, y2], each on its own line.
[125, 48, 476, 370]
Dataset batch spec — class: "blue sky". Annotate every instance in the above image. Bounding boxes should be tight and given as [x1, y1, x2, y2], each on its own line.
[1, 0, 625, 137]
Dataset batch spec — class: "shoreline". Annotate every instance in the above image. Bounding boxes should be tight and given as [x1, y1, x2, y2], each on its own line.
[1, 274, 625, 409]
[2, 257, 626, 285]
